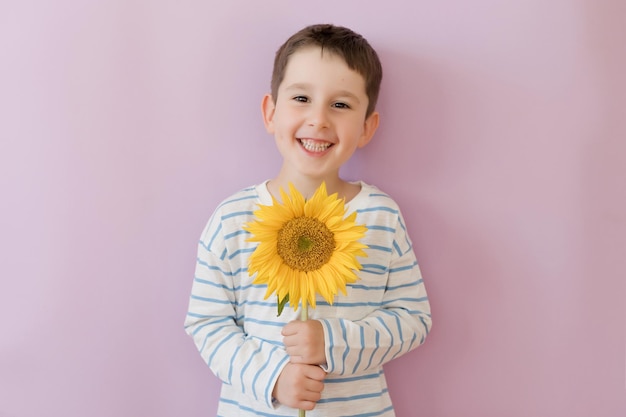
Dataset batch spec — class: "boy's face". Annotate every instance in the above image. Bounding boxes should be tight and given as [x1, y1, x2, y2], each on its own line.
[262, 46, 379, 182]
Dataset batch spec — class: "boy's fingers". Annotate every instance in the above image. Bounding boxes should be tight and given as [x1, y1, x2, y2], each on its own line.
[283, 338, 307, 360]
[281, 320, 301, 336]
[282, 333, 297, 347]
[283, 337, 301, 358]
[296, 401, 316, 412]
[287, 354, 305, 364]
[303, 364, 327, 381]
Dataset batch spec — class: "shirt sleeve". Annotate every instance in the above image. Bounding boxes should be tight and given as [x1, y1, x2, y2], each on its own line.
[318, 210, 432, 376]
[184, 214, 289, 409]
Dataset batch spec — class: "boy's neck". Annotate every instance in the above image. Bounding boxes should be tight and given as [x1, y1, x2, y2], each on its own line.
[267, 175, 360, 202]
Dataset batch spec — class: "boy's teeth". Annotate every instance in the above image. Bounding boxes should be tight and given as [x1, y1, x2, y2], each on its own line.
[300, 139, 331, 152]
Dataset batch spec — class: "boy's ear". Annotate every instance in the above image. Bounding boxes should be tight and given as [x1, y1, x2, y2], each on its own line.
[261, 94, 276, 134]
[358, 111, 380, 148]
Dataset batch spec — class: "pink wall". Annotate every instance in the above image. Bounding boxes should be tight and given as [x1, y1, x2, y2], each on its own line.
[1, 1, 624, 416]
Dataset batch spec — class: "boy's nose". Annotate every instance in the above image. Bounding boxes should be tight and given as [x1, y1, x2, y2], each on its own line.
[307, 105, 329, 128]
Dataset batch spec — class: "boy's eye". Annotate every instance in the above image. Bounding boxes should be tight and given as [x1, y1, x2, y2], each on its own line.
[293, 96, 309, 103]
[332, 102, 350, 109]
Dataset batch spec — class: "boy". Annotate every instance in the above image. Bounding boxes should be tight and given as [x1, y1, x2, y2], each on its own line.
[185, 24, 431, 416]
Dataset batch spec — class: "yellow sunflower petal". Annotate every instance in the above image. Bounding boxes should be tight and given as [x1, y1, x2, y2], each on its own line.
[245, 182, 368, 315]
[284, 183, 306, 216]
[311, 269, 333, 301]
[303, 182, 328, 217]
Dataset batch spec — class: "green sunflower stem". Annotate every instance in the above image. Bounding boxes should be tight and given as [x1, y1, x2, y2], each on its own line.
[300, 301, 308, 322]
[299, 301, 308, 417]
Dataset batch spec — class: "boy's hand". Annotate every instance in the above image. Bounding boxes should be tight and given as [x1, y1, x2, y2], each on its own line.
[273, 363, 326, 410]
[282, 319, 326, 365]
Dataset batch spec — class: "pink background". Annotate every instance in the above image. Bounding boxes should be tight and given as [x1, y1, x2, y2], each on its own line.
[1, 1, 625, 416]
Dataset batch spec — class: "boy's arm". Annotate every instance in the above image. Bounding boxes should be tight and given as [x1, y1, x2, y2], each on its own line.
[318, 213, 432, 376]
[184, 234, 289, 409]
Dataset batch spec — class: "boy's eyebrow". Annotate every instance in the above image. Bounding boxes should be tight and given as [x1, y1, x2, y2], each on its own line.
[284, 83, 362, 102]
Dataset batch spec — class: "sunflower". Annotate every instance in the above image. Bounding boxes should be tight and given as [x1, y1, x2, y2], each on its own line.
[244, 182, 368, 315]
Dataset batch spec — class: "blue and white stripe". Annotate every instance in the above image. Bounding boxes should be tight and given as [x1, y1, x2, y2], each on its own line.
[185, 181, 431, 416]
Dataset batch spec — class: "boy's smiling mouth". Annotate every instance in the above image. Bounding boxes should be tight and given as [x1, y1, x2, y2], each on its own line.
[298, 138, 333, 152]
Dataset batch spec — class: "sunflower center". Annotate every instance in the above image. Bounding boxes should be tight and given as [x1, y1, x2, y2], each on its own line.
[277, 216, 335, 272]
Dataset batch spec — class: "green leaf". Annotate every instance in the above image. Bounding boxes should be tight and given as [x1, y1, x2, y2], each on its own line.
[277, 294, 289, 317]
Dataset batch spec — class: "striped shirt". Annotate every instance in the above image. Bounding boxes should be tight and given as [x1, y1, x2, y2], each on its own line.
[184, 181, 431, 416]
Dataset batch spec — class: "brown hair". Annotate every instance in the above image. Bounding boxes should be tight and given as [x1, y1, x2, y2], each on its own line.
[270, 24, 383, 117]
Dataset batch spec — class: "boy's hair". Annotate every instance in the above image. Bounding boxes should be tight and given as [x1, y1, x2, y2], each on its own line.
[271, 24, 383, 117]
